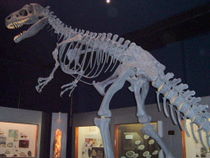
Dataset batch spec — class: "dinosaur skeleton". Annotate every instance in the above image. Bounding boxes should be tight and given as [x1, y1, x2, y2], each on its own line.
[5, 3, 210, 158]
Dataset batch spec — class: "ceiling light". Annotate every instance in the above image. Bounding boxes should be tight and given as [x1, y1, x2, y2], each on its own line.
[106, 0, 111, 4]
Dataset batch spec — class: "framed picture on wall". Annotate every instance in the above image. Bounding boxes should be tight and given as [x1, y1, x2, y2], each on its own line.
[0, 121, 38, 158]
[75, 126, 105, 158]
[115, 122, 161, 158]
[182, 119, 210, 158]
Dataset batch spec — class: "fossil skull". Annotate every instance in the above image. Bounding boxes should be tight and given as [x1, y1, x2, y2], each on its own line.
[5, 3, 48, 43]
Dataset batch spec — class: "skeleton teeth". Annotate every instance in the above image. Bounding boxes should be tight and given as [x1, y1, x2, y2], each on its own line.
[13, 32, 24, 41]
[13, 23, 16, 28]
[7, 18, 29, 29]
[7, 24, 15, 29]
[14, 35, 19, 41]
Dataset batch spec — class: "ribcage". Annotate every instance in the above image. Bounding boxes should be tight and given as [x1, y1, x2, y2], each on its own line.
[57, 30, 136, 79]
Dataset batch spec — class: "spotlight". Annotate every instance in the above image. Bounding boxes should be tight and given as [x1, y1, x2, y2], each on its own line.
[106, 0, 111, 4]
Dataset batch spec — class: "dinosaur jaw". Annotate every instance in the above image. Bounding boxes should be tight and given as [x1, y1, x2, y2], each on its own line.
[6, 17, 46, 43]
[6, 17, 32, 43]
[13, 31, 27, 43]
[13, 25, 33, 43]
[6, 18, 30, 29]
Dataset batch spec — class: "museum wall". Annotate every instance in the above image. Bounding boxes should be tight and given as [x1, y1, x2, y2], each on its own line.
[151, 31, 210, 98]
[72, 96, 210, 158]
[0, 106, 51, 158]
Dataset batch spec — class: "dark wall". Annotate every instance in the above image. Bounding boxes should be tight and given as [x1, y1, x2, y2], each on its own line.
[0, 1, 209, 113]
[151, 32, 210, 97]
[183, 32, 210, 94]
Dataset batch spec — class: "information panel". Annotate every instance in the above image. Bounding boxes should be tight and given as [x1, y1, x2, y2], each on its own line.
[0, 121, 38, 157]
[115, 123, 161, 158]
[75, 126, 104, 158]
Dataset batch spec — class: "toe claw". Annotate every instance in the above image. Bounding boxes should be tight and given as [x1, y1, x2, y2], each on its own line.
[36, 76, 53, 93]
[60, 81, 77, 97]
[38, 77, 46, 83]
[60, 91, 64, 97]
[35, 85, 42, 93]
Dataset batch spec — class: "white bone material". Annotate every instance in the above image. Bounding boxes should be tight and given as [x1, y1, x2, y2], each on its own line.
[142, 124, 175, 158]
[94, 117, 114, 158]
[5, 3, 210, 158]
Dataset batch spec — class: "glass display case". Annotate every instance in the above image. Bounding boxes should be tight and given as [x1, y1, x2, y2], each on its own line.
[75, 126, 104, 158]
[182, 119, 210, 158]
[115, 123, 161, 158]
[0, 121, 38, 157]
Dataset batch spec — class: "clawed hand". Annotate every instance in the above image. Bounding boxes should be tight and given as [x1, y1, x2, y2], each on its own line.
[60, 80, 78, 97]
[35, 76, 53, 93]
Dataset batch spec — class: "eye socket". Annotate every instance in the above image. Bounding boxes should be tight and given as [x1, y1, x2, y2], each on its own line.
[19, 9, 28, 16]
[28, 5, 33, 14]
[7, 16, 11, 20]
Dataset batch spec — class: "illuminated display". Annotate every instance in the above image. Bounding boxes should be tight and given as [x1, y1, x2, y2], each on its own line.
[53, 129, 62, 158]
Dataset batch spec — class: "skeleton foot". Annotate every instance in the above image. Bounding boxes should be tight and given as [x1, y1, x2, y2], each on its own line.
[93, 81, 105, 96]
[60, 81, 77, 97]
[137, 114, 152, 123]
[35, 76, 53, 93]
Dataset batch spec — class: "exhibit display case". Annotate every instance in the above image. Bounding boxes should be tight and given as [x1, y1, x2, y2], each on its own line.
[53, 129, 63, 158]
[50, 113, 68, 158]
[115, 123, 161, 158]
[182, 119, 210, 158]
[75, 126, 104, 158]
[0, 121, 38, 157]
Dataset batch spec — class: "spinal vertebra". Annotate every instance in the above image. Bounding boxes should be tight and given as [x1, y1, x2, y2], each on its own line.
[6, 3, 210, 158]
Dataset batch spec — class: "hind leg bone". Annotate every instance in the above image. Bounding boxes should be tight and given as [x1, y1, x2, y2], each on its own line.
[95, 68, 135, 158]
[132, 78, 151, 123]
[142, 124, 175, 158]
[36, 48, 59, 93]
[93, 64, 125, 96]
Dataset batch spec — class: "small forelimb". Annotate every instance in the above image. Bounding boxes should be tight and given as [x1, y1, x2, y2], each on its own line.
[36, 48, 59, 93]
[60, 73, 83, 97]
[60, 79, 78, 97]
[36, 76, 53, 93]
